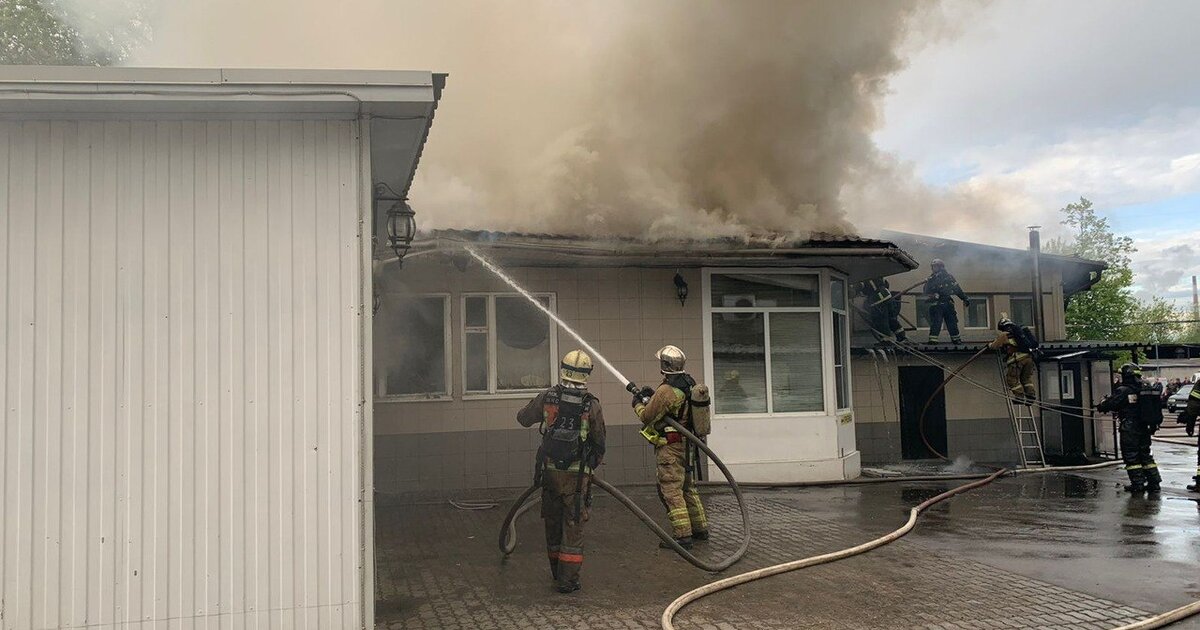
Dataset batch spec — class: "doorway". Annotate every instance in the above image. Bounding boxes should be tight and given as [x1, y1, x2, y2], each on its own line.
[1058, 362, 1085, 456]
[899, 365, 947, 459]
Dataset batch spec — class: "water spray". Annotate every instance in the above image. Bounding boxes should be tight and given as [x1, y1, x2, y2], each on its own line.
[462, 245, 751, 571]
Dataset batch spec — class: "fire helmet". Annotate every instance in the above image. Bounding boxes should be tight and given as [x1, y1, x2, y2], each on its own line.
[656, 345, 687, 374]
[1119, 363, 1142, 381]
[560, 350, 594, 385]
[997, 315, 1014, 330]
[931, 258, 945, 271]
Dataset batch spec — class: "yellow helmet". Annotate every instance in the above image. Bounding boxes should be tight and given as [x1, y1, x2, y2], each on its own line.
[560, 350, 594, 385]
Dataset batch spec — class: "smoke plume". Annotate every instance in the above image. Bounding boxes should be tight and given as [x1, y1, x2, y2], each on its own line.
[119, 0, 964, 240]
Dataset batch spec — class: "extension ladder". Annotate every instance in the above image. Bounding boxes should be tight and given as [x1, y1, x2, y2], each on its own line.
[998, 356, 1046, 468]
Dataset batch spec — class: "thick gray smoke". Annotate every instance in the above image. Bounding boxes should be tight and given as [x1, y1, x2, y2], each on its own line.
[117, 0, 964, 240]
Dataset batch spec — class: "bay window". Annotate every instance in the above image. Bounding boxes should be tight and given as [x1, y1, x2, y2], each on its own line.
[706, 271, 848, 415]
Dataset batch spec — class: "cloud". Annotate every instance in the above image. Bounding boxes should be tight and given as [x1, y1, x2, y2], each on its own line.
[1130, 230, 1200, 303]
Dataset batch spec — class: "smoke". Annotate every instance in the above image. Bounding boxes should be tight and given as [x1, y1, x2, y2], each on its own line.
[105, 1, 994, 240]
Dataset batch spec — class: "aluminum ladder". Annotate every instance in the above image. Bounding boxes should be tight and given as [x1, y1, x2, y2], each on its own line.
[999, 356, 1046, 468]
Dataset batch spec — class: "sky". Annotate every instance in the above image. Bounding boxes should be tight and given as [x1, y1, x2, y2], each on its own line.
[873, 0, 1200, 305]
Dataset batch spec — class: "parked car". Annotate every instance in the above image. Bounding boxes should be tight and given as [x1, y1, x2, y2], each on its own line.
[1169, 383, 1194, 414]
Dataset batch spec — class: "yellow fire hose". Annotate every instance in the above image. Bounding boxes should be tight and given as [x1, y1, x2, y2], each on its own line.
[661, 459, 1200, 630]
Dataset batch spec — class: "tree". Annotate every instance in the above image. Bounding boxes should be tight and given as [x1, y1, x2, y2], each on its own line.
[1046, 197, 1141, 341]
[1, 0, 146, 66]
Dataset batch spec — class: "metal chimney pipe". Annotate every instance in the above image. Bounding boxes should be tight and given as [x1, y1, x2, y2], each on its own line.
[1192, 275, 1198, 320]
[1029, 226, 1047, 338]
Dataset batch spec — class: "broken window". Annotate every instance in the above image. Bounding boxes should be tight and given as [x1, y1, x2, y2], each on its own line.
[374, 295, 451, 398]
[463, 293, 556, 395]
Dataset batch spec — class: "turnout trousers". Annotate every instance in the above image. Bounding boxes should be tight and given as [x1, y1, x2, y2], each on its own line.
[1004, 354, 1037, 402]
[927, 301, 961, 341]
[541, 468, 590, 588]
[655, 440, 708, 539]
[1119, 420, 1160, 488]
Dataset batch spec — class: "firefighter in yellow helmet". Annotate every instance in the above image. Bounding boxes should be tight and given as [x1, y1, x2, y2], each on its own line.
[633, 345, 708, 549]
[516, 350, 606, 593]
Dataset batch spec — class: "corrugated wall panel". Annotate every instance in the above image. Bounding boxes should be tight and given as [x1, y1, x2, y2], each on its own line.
[0, 119, 367, 629]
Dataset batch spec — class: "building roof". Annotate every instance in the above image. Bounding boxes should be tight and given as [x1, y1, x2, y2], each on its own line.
[405, 228, 919, 282]
[0, 66, 446, 118]
[880, 230, 1107, 297]
[852, 339, 1143, 356]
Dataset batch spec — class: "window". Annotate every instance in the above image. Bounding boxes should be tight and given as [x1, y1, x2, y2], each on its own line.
[964, 295, 990, 329]
[708, 272, 825, 415]
[1060, 369, 1076, 400]
[375, 295, 451, 399]
[914, 295, 989, 329]
[1010, 296, 1034, 327]
[463, 293, 557, 395]
[832, 278, 850, 410]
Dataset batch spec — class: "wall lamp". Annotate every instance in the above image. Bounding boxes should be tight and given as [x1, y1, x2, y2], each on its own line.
[375, 183, 416, 266]
[674, 272, 689, 307]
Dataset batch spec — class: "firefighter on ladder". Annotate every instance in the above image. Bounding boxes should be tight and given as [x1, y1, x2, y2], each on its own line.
[988, 314, 1039, 404]
[516, 350, 607, 593]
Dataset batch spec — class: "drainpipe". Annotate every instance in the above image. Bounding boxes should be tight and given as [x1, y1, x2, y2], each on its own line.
[1029, 226, 1047, 339]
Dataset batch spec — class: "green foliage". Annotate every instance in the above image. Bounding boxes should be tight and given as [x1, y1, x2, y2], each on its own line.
[1045, 197, 1141, 341]
[1, 0, 147, 66]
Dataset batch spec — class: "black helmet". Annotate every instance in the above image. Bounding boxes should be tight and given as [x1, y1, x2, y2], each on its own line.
[1119, 363, 1142, 381]
[997, 317, 1014, 330]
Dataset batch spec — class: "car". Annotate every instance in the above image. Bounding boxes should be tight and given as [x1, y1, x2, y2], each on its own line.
[1169, 383, 1194, 414]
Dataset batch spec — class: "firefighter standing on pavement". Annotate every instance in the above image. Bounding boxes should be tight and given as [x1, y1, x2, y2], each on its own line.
[1175, 382, 1200, 492]
[923, 258, 970, 344]
[1096, 363, 1163, 494]
[634, 345, 709, 549]
[856, 277, 907, 343]
[516, 350, 607, 593]
[987, 315, 1040, 404]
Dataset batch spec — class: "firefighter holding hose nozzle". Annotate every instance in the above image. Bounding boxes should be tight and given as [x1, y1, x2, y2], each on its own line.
[1096, 363, 1164, 494]
[516, 350, 607, 593]
[633, 345, 710, 550]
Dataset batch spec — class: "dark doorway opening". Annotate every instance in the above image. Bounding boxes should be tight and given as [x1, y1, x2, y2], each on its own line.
[899, 365, 947, 459]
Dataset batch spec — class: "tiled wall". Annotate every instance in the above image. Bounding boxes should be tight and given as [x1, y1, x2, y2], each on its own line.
[373, 261, 705, 494]
[852, 353, 1026, 465]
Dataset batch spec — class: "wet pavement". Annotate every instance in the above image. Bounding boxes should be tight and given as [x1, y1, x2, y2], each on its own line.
[376, 435, 1200, 629]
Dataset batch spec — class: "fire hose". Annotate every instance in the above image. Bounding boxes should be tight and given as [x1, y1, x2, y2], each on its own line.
[659, 459, 1200, 630]
[499, 406, 752, 572]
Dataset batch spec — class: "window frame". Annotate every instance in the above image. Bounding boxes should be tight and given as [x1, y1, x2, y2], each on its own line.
[460, 292, 559, 399]
[374, 292, 454, 403]
[831, 276, 852, 412]
[1009, 294, 1036, 329]
[702, 268, 848, 418]
[963, 294, 991, 330]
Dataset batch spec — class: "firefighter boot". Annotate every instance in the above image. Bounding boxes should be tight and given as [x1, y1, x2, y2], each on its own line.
[660, 536, 694, 550]
[691, 530, 710, 542]
[556, 579, 581, 594]
[1188, 477, 1200, 493]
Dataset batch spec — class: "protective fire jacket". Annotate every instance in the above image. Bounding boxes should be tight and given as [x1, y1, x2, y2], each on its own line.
[1181, 384, 1200, 423]
[635, 374, 695, 445]
[924, 269, 968, 304]
[1097, 382, 1143, 423]
[517, 385, 607, 473]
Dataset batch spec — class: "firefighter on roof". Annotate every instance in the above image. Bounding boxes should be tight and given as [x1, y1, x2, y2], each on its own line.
[634, 345, 709, 549]
[923, 258, 970, 344]
[516, 350, 607, 593]
[856, 277, 907, 343]
[988, 314, 1040, 404]
[1096, 363, 1163, 494]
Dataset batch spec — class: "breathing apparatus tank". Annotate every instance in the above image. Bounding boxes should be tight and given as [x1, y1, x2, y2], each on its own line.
[690, 384, 712, 437]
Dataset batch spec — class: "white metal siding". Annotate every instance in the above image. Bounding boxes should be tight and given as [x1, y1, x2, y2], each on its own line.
[1, 119, 367, 629]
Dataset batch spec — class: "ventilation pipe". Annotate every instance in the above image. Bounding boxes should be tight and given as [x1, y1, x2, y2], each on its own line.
[1029, 226, 1047, 338]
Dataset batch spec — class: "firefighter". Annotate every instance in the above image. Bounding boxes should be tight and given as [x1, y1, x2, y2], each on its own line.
[634, 345, 708, 549]
[1096, 363, 1163, 494]
[923, 258, 970, 344]
[516, 350, 607, 593]
[856, 277, 907, 342]
[1175, 383, 1200, 492]
[987, 315, 1039, 404]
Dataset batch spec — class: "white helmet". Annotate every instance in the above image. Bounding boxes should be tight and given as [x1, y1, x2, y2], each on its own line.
[560, 350, 593, 385]
[656, 345, 686, 374]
